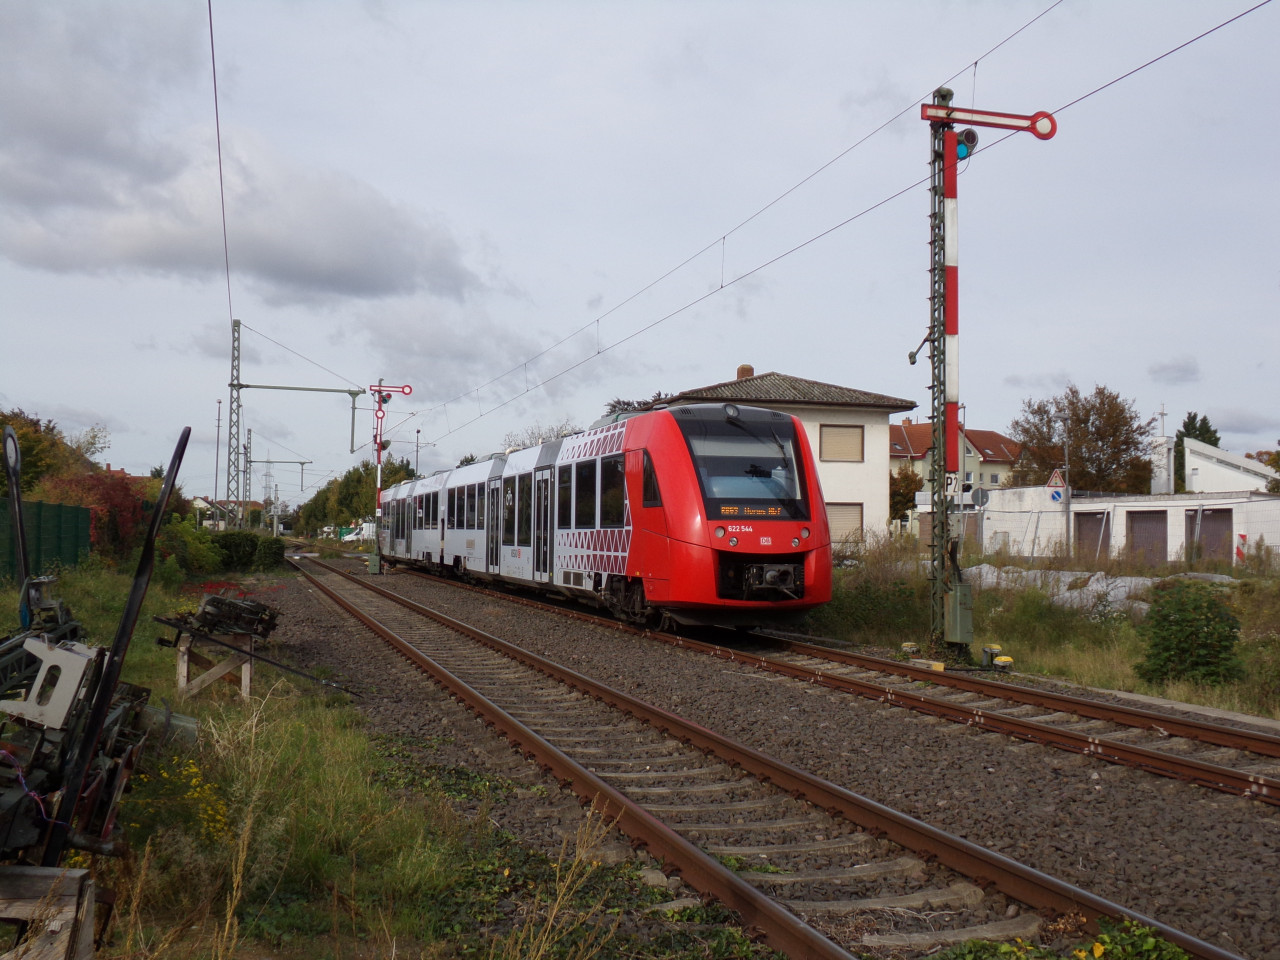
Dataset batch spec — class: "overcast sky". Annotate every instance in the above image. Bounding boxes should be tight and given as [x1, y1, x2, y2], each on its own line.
[2, 1, 1276, 512]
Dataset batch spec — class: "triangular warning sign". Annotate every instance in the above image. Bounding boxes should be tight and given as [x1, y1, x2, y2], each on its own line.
[1046, 469, 1065, 489]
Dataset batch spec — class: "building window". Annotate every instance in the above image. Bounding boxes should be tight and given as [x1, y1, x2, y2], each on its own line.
[827, 503, 864, 545]
[820, 424, 864, 462]
[990, 472, 999, 484]
[964, 472, 973, 483]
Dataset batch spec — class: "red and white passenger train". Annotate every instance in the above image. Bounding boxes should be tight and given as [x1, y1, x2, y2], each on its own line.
[377, 402, 832, 627]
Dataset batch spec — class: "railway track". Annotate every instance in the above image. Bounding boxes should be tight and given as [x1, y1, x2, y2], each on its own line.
[395, 565, 1280, 805]
[290, 557, 1244, 960]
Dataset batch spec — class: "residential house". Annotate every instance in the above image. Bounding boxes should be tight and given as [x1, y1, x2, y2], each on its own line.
[888, 417, 1021, 493]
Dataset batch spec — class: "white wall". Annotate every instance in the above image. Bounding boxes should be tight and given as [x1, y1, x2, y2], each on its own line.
[977, 486, 1280, 564]
[771, 404, 893, 536]
[1185, 437, 1279, 493]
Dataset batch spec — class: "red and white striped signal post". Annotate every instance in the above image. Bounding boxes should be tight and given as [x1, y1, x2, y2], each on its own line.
[369, 379, 413, 574]
[921, 88, 1055, 654]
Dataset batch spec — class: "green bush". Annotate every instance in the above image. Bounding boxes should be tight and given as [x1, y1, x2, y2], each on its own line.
[155, 515, 226, 577]
[1135, 579, 1242, 686]
[254, 536, 286, 571]
[212, 530, 260, 571]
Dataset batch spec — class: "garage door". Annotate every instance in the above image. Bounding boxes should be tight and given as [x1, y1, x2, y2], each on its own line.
[1126, 510, 1168, 565]
[1185, 508, 1232, 562]
[1074, 511, 1111, 561]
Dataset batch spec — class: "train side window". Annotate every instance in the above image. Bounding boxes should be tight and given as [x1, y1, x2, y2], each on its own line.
[448, 487, 457, 529]
[466, 483, 477, 529]
[517, 473, 533, 546]
[600, 454, 625, 528]
[575, 460, 596, 529]
[557, 466, 572, 528]
[642, 451, 662, 507]
[502, 476, 516, 545]
[476, 482, 486, 529]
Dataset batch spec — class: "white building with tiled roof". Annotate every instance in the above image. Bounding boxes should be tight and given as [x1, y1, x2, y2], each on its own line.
[889, 419, 1021, 493]
[658, 365, 916, 544]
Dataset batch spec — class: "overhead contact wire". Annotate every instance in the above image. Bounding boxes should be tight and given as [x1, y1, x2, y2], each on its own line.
[414, 0, 1069, 436]
[207, 0, 233, 324]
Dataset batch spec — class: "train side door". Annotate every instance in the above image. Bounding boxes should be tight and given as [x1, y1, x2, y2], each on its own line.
[533, 467, 553, 583]
[486, 479, 502, 573]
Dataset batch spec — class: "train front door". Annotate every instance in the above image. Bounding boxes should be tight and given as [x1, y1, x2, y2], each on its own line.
[534, 468, 553, 583]
[487, 479, 502, 573]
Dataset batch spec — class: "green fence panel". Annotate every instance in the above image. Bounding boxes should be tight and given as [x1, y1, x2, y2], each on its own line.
[0, 498, 92, 581]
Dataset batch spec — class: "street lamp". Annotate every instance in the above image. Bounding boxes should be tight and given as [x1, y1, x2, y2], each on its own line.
[1054, 412, 1071, 557]
[416, 428, 421, 475]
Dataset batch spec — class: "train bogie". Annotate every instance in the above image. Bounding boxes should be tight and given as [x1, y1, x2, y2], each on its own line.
[377, 403, 831, 627]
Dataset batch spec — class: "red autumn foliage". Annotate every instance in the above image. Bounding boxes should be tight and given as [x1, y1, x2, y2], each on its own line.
[35, 471, 148, 559]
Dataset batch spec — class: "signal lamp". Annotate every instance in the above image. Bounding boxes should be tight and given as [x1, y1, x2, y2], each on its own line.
[379, 440, 391, 451]
[956, 128, 978, 160]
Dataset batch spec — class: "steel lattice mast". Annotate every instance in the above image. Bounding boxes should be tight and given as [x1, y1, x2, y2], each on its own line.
[226, 318, 243, 528]
[926, 89, 953, 650]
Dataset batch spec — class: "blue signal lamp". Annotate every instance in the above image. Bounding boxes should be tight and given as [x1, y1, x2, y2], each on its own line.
[956, 128, 978, 160]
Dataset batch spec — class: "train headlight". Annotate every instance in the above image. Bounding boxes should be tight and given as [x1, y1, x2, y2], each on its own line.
[714, 526, 726, 538]
[801, 527, 810, 539]
[729, 537, 738, 547]
[792, 537, 800, 547]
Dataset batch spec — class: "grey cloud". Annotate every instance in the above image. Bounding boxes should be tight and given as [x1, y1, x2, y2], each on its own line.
[0, 8, 481, 307]
[1002, 371, 1071, 392]
[1148, 356, 1200, 385]
[228, 154, 480, 305]
[1209, 408, 1280, 440]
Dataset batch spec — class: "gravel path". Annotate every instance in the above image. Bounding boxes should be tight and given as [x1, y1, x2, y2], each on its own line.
[269, 565, 1279, 960]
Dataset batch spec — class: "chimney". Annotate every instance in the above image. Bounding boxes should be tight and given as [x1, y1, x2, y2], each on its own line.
[902, 417, 913, 426]
[736, 364, 755, 380]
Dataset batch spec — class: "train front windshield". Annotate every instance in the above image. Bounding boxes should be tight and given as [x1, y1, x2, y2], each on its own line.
[677, 413, 810, 521]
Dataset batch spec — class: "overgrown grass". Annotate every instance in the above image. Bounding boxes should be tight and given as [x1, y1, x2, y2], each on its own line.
[5, 564, 785, 958]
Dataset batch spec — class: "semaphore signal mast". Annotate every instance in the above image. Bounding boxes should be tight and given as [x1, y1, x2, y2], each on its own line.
[919, 87, 1055, 657]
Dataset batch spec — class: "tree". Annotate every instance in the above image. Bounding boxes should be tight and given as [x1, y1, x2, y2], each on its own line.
[604, 392, 672, 416]
[501, 417, 581, 452]
[296, 457, 415, 534]
[1007, 384, 1155, 493]
[1, 408, 64, 495]
[888, 463, 924, 524]
[32, 471, 148, 560]
[1245, 446, 1280, 494]
[1174, 411, 1220, 493]
[1, 409, 109, 497]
